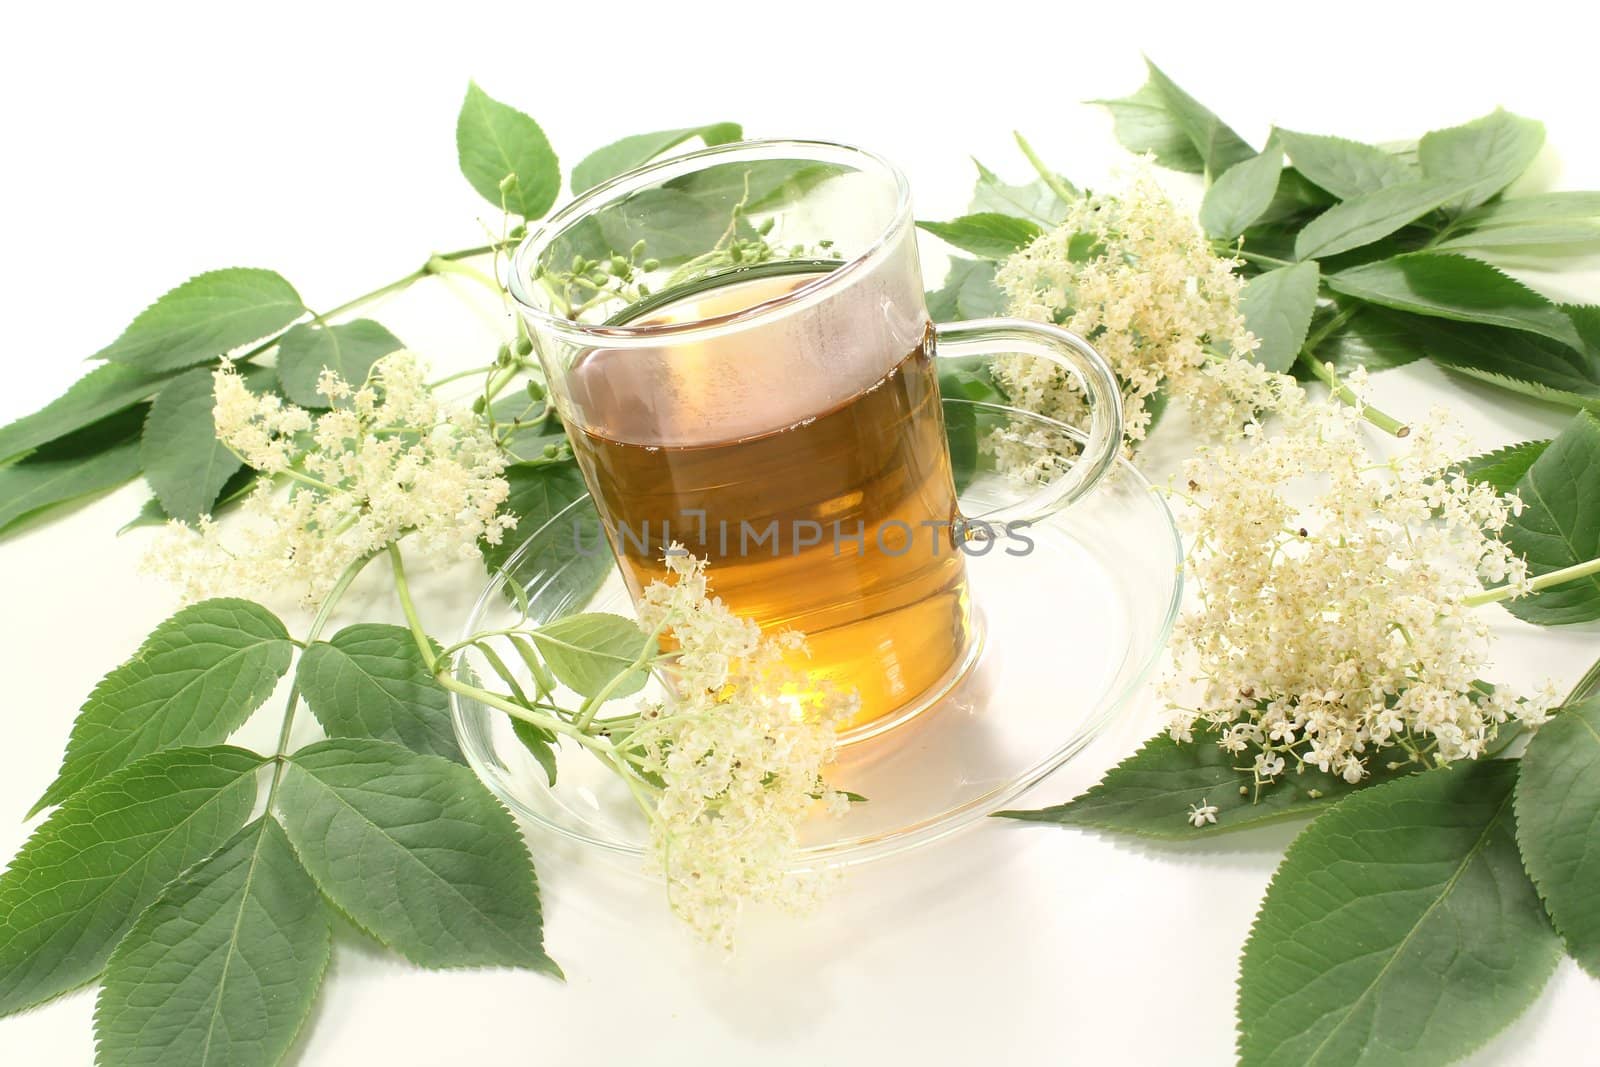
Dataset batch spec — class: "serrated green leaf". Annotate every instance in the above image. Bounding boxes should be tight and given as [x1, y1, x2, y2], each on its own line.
[275, 738, 556, 973]
[1459, 439, 1551, 493]
[967, 160, 1070, 226]
[1326, 252, 1586, 350]
[275, 319, 403, 407]
[139, 367, 245, 525]
[1238, 760, 1560, 1067]
[511, 719, 559, 787]
[529, 612, 654, 699]
[926, 258, 1006, 322]
[1500, 411, 1600, 624]
[0, 363, 179, 463]
[1250, 168, 1337, 230]
[1093, 79, 1204, 174]
[1419, 108, 1545, 213]
[1457, 191, 1600, 230]
[483, 463, 611, 615]
[0, 747, 261, 1016]
[916, 213, 1042, 260]
[1515, 695, 1600, 976]
[456, 81, 560, 220]
[571, 123, 743, 194]
[1305, 303, 1428, 374]
[1294, 179, 1463, 260]
[94, 818, 328, 1067]
[0, 407, 143, 535]
[1399, 314, 1600, 402]
[34, 599, 294, 814]
[93, 269, 304, 373]
[1274, 128, 1415, 200]
[1239, 261, 1320, 371]
[1200, 147, 1283, 240]
[297, 623, 462, 763]
[123, 465, 258, 533]
[1436, 221, 1600, 252]
[996, 731, 1405, 839]
[1140, 59, 1255, 177]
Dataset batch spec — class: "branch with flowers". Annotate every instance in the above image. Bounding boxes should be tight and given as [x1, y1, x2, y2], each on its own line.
[1, 64, 1599, 1067]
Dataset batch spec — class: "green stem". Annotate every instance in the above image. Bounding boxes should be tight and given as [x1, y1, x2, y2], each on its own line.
[427, 363, 499, 389]
[1298, 353, 1411, 437]
[265, 550, 379, 800]
[1013, 131, 1079, 204]
[572, 619, 670, 732]
[436, 673, 618, 754]
[425, 253, 503, 297]
[1465, 556, 1600, 607]
[386, 542, 436, 668]
[1234, 248, 1296, 269]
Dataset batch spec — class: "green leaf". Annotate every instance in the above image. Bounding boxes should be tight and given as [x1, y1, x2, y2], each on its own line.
[1306, 303, 1427, 374]
[34, 599, 294, 814]
[1200, 147, 1283, 240]
[925, 258, 1006, 321]
[95, 818, 328, 1067]
[967, 160, 1070, 226]
[511, 719, 559, 787]
[275, 738, 556, 973]
[1516, 695, 1600, 975]
[1239, 261, 1320, 372]
[1251, 168, 1337, 230]
[916, 213, 1042, 260]
[275, 319, 404, 407]
[1419, 108, 1545, 213]
[1460, 438, 1551, 493]
[0, 408, 143, 535]
[1400, 316, 1600, 404]
[996, 731, 1403, 839]
[139, 367, 244, 524]
[1326, 252, 1586, 350]
[0, 363, 178, 463]
[1274, 128, 1415, 200]
[483, 462, 611, 615]
[0, 747, 261, 1016]
[123, 466, 257, 533]
[570, 123, 743, 194]
[1237, 760, 1561, 1067]
[1457, 191, 1600, 230]
[1093, 79, 1204, 174]
[456, 81, 560, 220]
[1139, 59, 1255, 176]
[93, 269, 304, 373]
[297, 623, 462, 763]
[528, 612, 654, 699]
[488, 395, 565, 460]
[1436, 220, 1600, 252]
[1500, 411, 1600, 624]
[1294, 180, 1463, 260]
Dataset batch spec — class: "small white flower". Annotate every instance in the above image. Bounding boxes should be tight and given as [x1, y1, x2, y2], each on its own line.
[1188, 799, 1220, 827]
[143, 351, 514, 606]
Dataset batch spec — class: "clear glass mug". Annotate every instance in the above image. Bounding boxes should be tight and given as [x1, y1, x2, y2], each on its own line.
[507, 140, 1122, 738]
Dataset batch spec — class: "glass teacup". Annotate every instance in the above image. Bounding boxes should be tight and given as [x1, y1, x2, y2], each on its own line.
[507, 140, 1121, 736]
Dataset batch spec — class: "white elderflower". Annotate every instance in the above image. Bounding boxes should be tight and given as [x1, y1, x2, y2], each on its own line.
[1163, 374, 1551, 786]
[993, 161, 1272, 444]
[1187, 799, 1219, 828]
[626, 549, 856, 949]
[144, 351, 516, 604]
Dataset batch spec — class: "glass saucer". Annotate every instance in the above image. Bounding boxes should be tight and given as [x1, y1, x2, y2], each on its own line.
[449, 398, 1182, 868]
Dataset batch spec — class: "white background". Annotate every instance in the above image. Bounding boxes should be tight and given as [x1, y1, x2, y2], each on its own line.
[4, 1, 1600, 1063]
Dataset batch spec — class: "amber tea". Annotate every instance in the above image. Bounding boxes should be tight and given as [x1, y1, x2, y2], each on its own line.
[565, 270, 972, 728]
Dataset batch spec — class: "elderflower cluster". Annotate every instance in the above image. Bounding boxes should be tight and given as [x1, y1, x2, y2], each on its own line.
[627, 549, 857, 948]
[144, 352, 516, 604]
[993, 161, 1271, 443]
[1164, 371, 1556, 793]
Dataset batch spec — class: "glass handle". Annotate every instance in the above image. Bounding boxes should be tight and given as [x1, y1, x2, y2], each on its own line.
[933, 319, 1123, 527]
